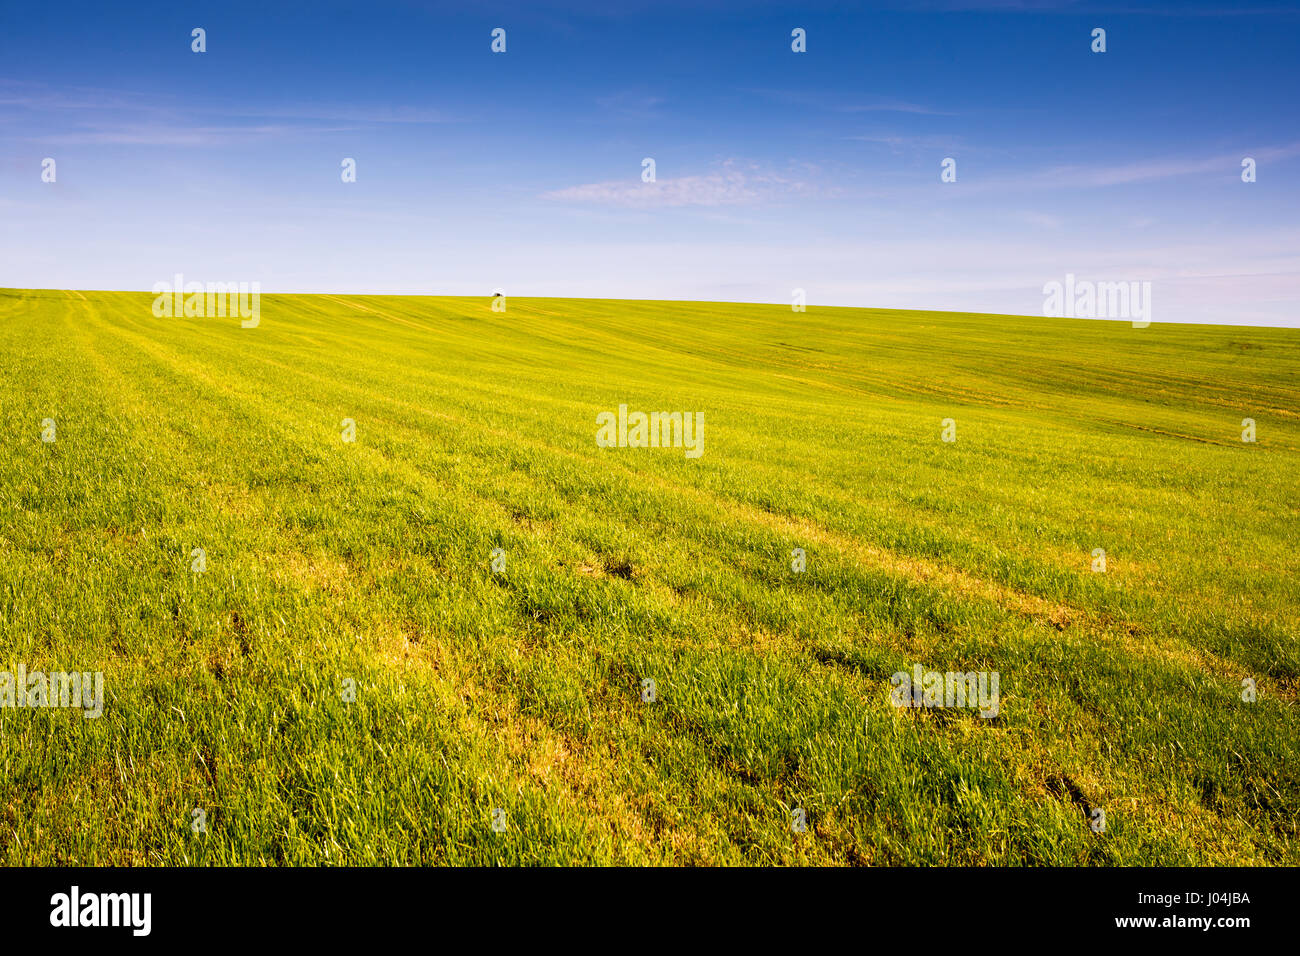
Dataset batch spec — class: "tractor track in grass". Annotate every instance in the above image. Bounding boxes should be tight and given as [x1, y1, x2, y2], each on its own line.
[54, 297, 1290, 702]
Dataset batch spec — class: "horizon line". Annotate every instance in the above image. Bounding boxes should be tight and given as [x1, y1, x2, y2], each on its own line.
[3, 287, 1296, 331]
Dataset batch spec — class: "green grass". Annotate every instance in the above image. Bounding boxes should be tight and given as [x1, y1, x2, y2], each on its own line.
[1, 287, 1296, 865]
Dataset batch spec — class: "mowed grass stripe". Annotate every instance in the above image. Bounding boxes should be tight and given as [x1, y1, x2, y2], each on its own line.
[76, 295, 1294, 650]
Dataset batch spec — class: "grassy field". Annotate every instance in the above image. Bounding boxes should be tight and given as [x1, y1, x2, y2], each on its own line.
[0, 287, 1296, 865]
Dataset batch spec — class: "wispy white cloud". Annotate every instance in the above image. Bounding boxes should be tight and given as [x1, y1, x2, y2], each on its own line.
[847, 133, 966, 151]
[541, 160, 822, 207]
[0, 80, 162, 112]
[35, 124, 357, 146]
[0, 78, 454, 145]
[836, 99, 955, 116]
[1044, 145, 1300, 186]
[744, 88, 954, 116]
[594, 90, 667, 119]
[955, 143, 1300, 194]
[216, 103, 454, 125]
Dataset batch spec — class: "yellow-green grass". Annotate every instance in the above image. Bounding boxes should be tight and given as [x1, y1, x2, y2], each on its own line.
[0, 287, 1296, 865]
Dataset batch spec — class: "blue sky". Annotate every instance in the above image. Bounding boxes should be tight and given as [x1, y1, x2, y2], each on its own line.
[1, 0, 1298, 324]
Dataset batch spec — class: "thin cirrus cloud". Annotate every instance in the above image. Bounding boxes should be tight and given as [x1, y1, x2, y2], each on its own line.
[847, 133, 966, 151]
[34, 124, 359, 146]
[0, 80, 165, 113]
[835, 99, 956, 115]
[213, 103, 456, 125]
[942, 143, 1300, 195]
[593, 91, 667, 119]
[1043, 143, 1300, 186]
[0, 78, 456, 145]
[541, 162, 821, 207]
[744, 88, 953, 115]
